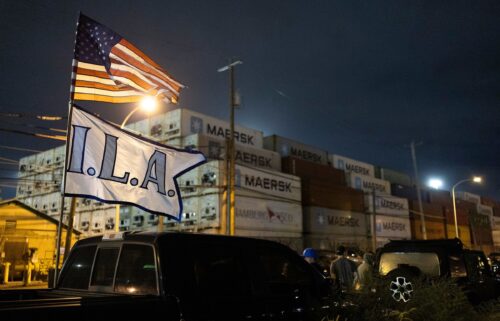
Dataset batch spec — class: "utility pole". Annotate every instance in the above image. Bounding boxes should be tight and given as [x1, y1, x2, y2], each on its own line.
[218, 60, 242, 235]
[371, 188, 377, 251]
[410, 140, 427, 239]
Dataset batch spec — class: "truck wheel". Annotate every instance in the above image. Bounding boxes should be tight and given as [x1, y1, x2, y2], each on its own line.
[386, 268, 418, 303]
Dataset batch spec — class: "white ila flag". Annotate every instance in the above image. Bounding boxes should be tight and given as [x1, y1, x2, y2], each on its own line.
[64, 106, 206, 219]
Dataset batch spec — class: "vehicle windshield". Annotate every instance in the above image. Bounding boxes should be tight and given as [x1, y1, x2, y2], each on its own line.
[379, 252, 440, 277]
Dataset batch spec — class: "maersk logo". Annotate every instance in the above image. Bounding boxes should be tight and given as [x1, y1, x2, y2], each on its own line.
[206, 124, 254, 145]
[383, 222, 406, 231]
[327, 215, 359, 227]
[208, 141, 222, 158]
[290, 147, 322, 163]
[190, 116, 203, 134]
[376, 197, 405, 210]
[244, 175, 292, 192]
[354, 177, 362, 189]
[337, 159, 345, 170]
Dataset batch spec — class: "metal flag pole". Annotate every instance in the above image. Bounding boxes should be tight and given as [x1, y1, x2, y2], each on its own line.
[54, 100, 76, 287]
[54, 13, 80, 286]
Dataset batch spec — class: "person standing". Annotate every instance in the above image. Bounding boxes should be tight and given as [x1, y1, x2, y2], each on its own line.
[354, 252, 373, 291]
[302, 248, 325, 275]
[330, 245, 357, 291]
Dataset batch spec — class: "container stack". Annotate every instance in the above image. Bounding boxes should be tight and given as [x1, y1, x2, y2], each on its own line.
[124, 109, 304, 250]
[265, 136, 366, 251]
[337, 157, 411, 248]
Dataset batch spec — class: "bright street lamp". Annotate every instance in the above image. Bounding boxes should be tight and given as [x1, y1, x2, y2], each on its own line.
[120, 96, 158, 128]
[451, 176, 483, 238]
[428, 178, 444, 190]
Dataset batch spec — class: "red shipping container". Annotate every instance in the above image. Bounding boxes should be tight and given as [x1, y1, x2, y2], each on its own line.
[480, 196, 496, 207]
[470, 225, 494, 246]
[428, 189, 452, 206]
[301, 179, 364, 212]
[408, 200, 445, 218]
[282, 156, 346, 186]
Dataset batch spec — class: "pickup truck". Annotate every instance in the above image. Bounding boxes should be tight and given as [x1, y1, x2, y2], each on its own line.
[374, 238, 500, 304]
[0, 232, 335, 321]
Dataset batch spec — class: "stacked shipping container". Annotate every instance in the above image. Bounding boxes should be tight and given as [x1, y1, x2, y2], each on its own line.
[340, 158, 411, 248]
[274, 144, 369, 250]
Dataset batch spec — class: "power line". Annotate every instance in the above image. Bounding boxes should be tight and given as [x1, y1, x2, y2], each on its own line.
[0, 145, 43, 153]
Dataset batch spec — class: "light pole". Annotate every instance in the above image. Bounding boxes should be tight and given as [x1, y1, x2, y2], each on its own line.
[119, 96, 158, 232]
[218, 60, 242, 236]
[451, 176, 482, 238]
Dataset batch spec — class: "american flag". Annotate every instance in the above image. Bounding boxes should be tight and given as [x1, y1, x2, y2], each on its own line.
[71, 14, 184, 104]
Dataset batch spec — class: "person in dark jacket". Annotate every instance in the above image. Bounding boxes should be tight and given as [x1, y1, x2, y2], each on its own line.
[330, 245, 357, 291]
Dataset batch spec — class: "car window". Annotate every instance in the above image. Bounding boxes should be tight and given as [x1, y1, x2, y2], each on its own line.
[257, 246, 314, 295]
[193, 245, 251, 297]
[449, 255, 467, 278]
[464, 253, 489, 281]
[59, 245, 96, 289]
[379, 252, 440, 276]
[115, 244, 158, 295]
[90, 247, 119, 287]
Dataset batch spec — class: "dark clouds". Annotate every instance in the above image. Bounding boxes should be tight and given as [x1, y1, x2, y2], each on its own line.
[1, 0, 499, 199]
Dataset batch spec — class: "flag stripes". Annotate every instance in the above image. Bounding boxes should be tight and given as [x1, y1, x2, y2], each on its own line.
[71, 14, 184, 104]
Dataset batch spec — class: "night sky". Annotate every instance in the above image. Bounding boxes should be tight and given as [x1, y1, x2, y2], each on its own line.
[1, 1, 499, 200]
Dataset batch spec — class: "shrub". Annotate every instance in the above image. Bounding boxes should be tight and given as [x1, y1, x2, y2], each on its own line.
[333, 277, 498, 321]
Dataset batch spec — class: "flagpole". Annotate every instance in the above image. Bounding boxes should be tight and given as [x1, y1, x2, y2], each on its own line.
[54, 99, 76, 287]
[54, 13, 80, 287]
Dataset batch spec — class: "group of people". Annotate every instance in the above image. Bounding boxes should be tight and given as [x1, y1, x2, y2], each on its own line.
[303, 245, 374, 292]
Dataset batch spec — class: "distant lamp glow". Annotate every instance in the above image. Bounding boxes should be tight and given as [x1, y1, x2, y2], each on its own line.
[121, 96, 158, 129]
[473, 176, 482, 183]
[140, 96, 157, 113]
[428, 178, 443, 190]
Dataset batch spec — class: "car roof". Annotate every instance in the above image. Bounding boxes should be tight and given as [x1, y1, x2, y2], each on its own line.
[380, 238, 464, 253]
[73, 231, 288, 250]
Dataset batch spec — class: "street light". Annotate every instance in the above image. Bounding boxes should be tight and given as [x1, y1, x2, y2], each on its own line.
[451, 176, 483, 238]
[120, 96, 158, 128]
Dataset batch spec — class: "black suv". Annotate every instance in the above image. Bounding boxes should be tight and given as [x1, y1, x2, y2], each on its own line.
[374, 238, 500, 304]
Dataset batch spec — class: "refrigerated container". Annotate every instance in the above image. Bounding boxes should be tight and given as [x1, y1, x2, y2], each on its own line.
[303, 206, 368, 236]
[131, 108, 264, 148]
[366, 194, 409, 216]
[373, 214, 411, 239]
[178, 160, 301, 202]
[348, 173, 391, 194]
[263, 135, 328, 165]
[183, 134, 281, 171]
[329, 154, 375, 177]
